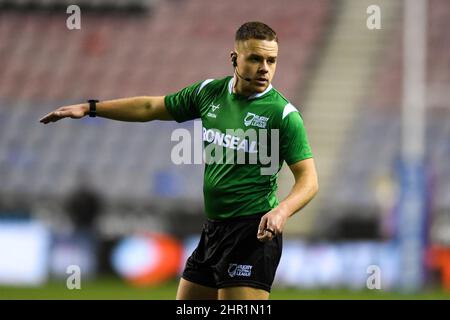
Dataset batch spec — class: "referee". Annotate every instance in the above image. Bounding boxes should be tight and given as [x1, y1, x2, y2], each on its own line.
[40, 21, 319, 300]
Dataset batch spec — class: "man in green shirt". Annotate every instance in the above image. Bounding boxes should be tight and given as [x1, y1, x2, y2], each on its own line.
[40, 21, 318, 300]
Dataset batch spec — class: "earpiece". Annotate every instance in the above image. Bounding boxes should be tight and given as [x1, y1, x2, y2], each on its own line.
[231, 53, 251, 82]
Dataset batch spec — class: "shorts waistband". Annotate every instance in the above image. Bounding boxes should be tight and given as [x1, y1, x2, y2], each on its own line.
[206, 212, 266, 225]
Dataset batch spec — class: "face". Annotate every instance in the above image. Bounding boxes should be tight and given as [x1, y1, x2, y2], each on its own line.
[232, 39, 278, 96]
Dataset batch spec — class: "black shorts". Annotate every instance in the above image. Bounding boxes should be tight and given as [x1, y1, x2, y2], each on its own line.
[181, 213, 282, 293]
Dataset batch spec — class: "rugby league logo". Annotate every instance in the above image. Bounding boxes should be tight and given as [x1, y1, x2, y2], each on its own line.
[244, 112, 269, 128]
[228, 263, 253, 277]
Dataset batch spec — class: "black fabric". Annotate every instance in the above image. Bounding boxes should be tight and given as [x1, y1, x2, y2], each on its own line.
[181, 214, 282, 293]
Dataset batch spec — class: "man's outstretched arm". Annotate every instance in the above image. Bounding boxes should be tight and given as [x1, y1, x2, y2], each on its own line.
[39, 96, 173, 124]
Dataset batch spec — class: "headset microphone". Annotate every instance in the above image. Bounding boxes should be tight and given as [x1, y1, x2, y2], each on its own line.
[232, 55, 252, 82]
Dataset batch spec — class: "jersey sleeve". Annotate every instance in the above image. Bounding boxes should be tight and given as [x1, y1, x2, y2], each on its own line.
[164, 81, 203, 123]
[279, 107, 313, 165]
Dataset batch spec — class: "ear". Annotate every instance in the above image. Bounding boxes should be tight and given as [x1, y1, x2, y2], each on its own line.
[230, 51, 237, 67]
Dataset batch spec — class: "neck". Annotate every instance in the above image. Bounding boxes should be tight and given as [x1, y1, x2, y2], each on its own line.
[232, 75, 253, 97]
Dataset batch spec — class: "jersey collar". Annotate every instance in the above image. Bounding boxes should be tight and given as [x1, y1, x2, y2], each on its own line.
[228, 77, 273, 100]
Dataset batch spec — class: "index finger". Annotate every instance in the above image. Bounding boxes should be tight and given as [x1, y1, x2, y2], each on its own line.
[39, 111, 63, 124]
[39, 113, 53, 123]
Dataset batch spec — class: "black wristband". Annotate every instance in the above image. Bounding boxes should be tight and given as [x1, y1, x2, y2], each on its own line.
[88, 99, 99, 117]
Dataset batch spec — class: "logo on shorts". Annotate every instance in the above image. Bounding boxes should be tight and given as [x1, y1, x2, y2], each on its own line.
[228, 263, 253, 277]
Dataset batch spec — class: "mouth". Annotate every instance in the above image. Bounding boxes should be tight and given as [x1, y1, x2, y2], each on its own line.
[255, 78, 268, 85]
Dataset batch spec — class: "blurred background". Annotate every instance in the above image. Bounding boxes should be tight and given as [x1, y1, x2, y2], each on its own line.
[0, 0, 449, 299]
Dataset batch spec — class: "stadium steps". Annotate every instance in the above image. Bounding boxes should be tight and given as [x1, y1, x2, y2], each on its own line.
[277, 0, 401, 237]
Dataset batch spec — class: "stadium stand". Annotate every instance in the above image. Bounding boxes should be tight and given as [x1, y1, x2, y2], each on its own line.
[0, 0, 331, 222]
[323, 0, 450, 241]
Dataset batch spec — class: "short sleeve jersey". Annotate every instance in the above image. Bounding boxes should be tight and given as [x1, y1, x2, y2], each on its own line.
[165, 76, 313, 219]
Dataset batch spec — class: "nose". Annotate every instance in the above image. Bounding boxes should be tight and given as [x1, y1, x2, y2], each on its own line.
[259, 61, 269, 73]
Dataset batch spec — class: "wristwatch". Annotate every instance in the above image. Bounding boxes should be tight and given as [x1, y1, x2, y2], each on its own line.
[88, 99, 99, 117]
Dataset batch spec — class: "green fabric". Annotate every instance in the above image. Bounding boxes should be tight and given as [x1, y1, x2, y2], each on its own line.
[165, 76, 313, 219]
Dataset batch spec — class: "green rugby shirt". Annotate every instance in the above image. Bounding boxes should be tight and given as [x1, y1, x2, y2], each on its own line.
[165, 76, 313, 219]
